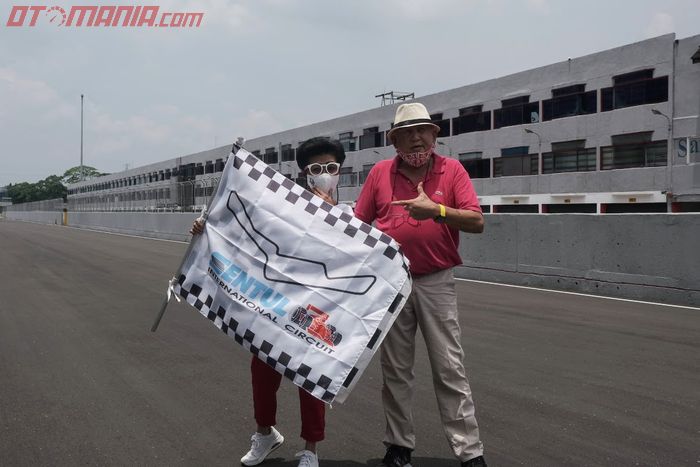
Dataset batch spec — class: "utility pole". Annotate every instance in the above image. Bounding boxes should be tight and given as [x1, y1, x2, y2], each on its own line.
[80, 94, 84, 181]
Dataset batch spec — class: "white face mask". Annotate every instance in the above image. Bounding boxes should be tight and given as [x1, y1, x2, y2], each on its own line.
[307, 173, 339, 195]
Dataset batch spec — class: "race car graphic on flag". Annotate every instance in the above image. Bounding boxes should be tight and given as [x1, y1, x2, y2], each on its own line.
[171, 145, 412, 404]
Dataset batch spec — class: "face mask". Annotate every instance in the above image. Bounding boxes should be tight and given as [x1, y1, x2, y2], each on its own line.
[307, 173, 339, 195]
[397, 146, 434, 168]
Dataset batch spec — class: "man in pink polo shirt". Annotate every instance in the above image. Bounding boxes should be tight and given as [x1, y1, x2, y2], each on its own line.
[354, 103, 487, 467]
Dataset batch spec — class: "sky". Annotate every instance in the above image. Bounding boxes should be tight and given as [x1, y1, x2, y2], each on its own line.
[0, 0, 698, 186]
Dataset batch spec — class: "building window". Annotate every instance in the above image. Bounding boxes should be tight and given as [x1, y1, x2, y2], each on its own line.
[430, 113, 451, 137]
[493, 204, 539, 213]
[338, 167, 358, 187]
[452, 106, 491, 135]
[458, 152, 491, 179]
[493, 146, 538, 177]
[359, 127, 384, 150]
[359, 164, 374, 184]
[545, 203, 597, 214]
[601, 69, 668, 111]
[601, 132, 667, 170]
[542, 84, 597, 121]
[459, 105, 483, 116]
[264, 147, 278, 164]
[542, 140, 596, 173]
[281, 144, 295, 162]
[494, 96, 540, 129]
[214, 159, 224, 172]
[603, 203, 667, 213]
[692, 46, 700, 64]
[338, 132, 356, 152]
[385, 130, 392, 146]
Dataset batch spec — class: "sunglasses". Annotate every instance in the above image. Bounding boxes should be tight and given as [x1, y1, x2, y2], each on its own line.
[305, 162, 341, 176]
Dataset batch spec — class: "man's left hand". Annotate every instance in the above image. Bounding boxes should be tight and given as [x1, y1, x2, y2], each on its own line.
[391, 182, 439, 220]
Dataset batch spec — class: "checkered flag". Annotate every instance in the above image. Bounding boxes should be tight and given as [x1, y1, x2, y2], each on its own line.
[172, 145, 411, 404]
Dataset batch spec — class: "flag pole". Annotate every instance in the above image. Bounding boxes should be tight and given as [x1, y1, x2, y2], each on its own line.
[150, 143, 241, 332]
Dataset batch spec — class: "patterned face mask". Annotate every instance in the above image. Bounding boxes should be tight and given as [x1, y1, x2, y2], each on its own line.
[397, 146, 434, 168]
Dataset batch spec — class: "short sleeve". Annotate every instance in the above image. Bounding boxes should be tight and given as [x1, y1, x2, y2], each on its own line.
[353, 167, 378, 224]
[452, 162, 482, 214]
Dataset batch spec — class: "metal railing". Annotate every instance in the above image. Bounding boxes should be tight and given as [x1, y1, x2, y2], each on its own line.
[5, 198, 64, 212]
[65, 177, 221, 212]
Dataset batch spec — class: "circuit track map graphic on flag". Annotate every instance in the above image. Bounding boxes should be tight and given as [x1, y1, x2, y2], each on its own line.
[172, 145, 412, 404]
[226, 190, 377, 295]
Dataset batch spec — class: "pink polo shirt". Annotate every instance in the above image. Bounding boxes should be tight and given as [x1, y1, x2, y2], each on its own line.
[354, 153, 482, 275]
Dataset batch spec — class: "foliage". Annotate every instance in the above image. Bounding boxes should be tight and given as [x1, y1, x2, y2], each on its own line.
[61, 166, 109, 184]
[7, 175, 67, 204]
[6, 166, 109, 204]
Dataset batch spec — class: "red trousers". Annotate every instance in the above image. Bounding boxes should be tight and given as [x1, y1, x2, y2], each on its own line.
[251, 357, 325, 442]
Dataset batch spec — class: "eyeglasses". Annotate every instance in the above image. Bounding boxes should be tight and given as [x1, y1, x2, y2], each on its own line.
[305, 162, 341, 176]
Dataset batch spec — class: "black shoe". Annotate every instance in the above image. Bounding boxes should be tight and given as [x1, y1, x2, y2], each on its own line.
[379, 444, 412, 467]
[461, 455, 487, 467]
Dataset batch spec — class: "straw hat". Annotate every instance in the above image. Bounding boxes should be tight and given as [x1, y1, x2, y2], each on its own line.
[386, 103, 440, 141]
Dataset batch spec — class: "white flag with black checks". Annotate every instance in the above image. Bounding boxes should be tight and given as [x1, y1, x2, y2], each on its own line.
[173, 145, 411, 404]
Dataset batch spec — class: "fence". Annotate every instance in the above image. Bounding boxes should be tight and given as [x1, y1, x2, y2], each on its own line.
[5, 198, 65, 212]
[66, 177, 221, 212]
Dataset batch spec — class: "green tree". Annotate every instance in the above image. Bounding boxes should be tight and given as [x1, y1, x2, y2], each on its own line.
[6, 176, 67, 204]
[6, 182, 34, 203]
[62, 166, 109, 184]
[36, 175, 67, 200]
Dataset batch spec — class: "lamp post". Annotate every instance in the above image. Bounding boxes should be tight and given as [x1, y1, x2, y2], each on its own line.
[524, 128, 542, 174]
[651, 108, 673, 210]
[651, 108, 671, 132]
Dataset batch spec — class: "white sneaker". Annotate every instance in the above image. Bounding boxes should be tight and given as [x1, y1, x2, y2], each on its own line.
[295, 450, 319, 467]
[240, 427, 284, 466]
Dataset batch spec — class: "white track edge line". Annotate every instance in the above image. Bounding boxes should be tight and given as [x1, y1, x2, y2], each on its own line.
[454, 277, 700, 311]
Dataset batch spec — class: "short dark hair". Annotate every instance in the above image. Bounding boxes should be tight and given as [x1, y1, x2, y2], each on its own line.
[296, 137, 346, 170]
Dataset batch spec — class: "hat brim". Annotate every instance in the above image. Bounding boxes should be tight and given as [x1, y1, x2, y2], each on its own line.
[387, 121, 440, 141]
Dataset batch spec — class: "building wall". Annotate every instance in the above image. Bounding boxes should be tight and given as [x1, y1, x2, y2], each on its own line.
[672, 35, 700, 200]
[66, 34, 700, 211]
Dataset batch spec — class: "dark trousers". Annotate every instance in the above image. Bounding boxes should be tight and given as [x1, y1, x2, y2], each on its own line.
[251, 357, 325, 442]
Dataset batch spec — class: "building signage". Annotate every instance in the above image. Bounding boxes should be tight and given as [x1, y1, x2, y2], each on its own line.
[676, 137, 700, 162]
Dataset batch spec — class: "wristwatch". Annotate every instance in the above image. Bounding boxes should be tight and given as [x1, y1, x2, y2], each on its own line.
[434, 204, 447, 223]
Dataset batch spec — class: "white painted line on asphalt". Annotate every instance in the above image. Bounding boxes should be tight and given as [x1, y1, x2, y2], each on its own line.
[454, 277, 700, 311]
[62, 224, 189, 244]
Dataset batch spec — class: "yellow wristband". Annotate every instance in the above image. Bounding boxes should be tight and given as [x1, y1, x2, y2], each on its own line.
[434, 204, 447, 223]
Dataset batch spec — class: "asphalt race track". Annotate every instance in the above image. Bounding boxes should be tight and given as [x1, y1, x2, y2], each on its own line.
[1, 220, 698, 466]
